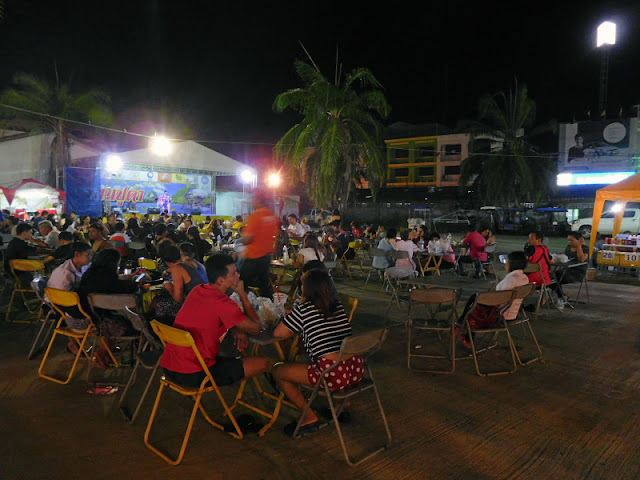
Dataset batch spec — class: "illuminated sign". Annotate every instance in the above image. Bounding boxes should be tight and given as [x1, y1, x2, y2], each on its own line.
[556, 171, 634, 186]
[101, 186, 146, 206]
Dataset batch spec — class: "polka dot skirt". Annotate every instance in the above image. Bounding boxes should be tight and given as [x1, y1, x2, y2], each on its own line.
[307, 355, 365, 391]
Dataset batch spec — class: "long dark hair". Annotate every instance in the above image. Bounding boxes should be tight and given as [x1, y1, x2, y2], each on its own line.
[80, 248, 121, 287]
[303, 233, 323, 261]
[301, 269, 339, 317]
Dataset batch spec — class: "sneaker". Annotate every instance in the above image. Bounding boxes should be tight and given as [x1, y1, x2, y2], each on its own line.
[555, 297, 566, 309]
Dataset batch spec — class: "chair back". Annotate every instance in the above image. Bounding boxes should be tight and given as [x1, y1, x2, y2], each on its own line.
[410, 287, 456, 305]
[513, 283, 535, 301]
[484, 244, 496, 254]
[337, 293, 359, 323]
[523, 262, 541, 274]
[475, 290, 515, 307]
[391, 250, 409, 260]
[139, 258, 159, 271]
[348, 241, 358, 249]
[338, 329, 387, 359]
[151, 320, 210, 376]
[10, 259, 45, 273]
[45, 287, 92, 320]
[370, 248, 387, 257]
[88, 293, 143, 330]
[128, 241, 145, 251]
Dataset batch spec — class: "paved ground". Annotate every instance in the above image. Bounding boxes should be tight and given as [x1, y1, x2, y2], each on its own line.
[2, 239, 640, 479]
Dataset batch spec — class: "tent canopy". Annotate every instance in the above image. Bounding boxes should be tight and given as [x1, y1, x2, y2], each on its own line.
[114, 140, 256, 176]
[0, 178, 66, 205]
[590, 173, 640, 255]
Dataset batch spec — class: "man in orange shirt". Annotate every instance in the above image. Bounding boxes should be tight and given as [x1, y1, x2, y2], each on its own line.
[240, 190, 280, 297]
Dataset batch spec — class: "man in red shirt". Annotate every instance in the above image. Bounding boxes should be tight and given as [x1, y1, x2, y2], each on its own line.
[458, 224, 495, 278]
[240, 190, 280, 297]
[160, 254, 268, 387]
[524, 231, 552, 286]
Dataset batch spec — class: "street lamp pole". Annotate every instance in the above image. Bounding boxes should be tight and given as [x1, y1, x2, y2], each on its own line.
[597, 21, 616, 117]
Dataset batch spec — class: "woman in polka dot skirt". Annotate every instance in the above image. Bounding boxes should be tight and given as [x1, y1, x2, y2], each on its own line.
[273, 269, 364, 436]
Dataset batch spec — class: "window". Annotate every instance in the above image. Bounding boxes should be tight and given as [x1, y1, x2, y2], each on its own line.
[418, 167, 434, 176]
[624, 210, 636, 218]
[394, 168, 409, 177]
[601, 212, 614, 218]
[443, 144, 462, 155]
[417, 145, 435, 157]
[393, 148, 409, 159]
[444, 165, 461, 175]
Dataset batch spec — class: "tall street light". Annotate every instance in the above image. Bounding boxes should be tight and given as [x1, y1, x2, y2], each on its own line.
[597, 21, 616, 117]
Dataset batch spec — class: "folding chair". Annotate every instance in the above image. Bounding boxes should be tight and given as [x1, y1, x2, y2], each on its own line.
[408, 288, 459, 373]
[293, 329, 392, 466]
[505, 283, 543, 366]
[480, 244, 498, 279]
[384, 251, 416, 312]
[459, 290, 517, 376]
[365, 248, 389, 286]
[557, 262, 590, 308]
[38, 288, 117, 385]
[144, 320, 243, 465]
[27, 277, 57, 360]
[138, 258, 159, 271]
[119, 315, 164, 425]
[87, 294, 143, 385]
[523, 262, 555, 320]
[6, 259, 45, 322]
[338, 242, 360, 279]
[337, 293, 359, 323]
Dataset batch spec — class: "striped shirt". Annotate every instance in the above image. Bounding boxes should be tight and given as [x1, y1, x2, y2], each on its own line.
[283, 301, 351, 362]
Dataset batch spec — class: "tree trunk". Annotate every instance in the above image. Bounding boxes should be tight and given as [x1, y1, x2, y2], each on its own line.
[49, 121, 70, 187]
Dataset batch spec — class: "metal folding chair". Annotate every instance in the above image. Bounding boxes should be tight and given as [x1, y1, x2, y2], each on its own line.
[459, 290, 517, 376]
[365, 248, 389, 286]
[505, 283, 543, 365]
[338, 241, 360, 279]
[384, 251, 415, 311]
[408, 288, 459, 373]
[6, 259, 45, 322]
[337, 293, 359, 323]
[144, 320, 244, 465]
[27, 277, 57, 360]
[523, 262, 555, 319]
[293, 329, 392, 466]
[557, 262, 590, 308]
[38, 288, 118, 385]
[480, 244, 498, 279]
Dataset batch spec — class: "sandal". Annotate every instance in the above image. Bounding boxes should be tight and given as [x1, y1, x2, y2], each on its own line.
[284, 420, 320, 437]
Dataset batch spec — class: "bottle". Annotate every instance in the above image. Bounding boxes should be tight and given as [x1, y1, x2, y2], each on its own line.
[282, 245, 289, 263]
[419, 239, 424, 250]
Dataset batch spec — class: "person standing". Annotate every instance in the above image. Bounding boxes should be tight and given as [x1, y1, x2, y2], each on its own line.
[240, 190, 280, 297]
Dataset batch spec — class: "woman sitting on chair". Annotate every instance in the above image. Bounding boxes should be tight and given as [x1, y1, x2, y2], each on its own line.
[295, 233, 326, 267]
[272, 269, 362, 436]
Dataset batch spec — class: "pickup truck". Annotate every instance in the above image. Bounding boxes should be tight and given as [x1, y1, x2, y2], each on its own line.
[570, 208, 640, 239]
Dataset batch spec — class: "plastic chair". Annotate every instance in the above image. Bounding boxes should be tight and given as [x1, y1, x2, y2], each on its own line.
[27, 277, 57, 360]
[38, 288, 117, 385]
[337, 293, 359, 323]
[408, 288, 459, 373]
[505, 283, 543, 365]
[459, 290, 517, 376]
[294, 329, 392, 466]
[144, 320, 244, 465]
[7, 259, 45, 322]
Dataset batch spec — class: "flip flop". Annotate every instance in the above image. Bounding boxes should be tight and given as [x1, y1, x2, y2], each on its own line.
[284, 420, 320, 437]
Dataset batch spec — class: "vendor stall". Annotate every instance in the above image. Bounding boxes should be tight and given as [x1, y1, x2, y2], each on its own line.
[0, 179, 65, 218]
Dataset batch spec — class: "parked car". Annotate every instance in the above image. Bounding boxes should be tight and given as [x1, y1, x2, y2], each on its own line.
[583, 142, 618, 157]
[432, 211, 472, 233]
[570, 208, 640, 238]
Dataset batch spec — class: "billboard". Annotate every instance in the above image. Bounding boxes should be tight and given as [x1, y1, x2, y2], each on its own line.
[558, 118, 637, 173]
[101, 168, 214, 214]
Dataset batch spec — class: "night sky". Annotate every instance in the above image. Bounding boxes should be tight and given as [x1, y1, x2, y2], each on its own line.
[0, 0, 639, 164]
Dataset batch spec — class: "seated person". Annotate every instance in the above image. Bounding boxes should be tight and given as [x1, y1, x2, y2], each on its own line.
[524, 231, 552, 287]
[43, 231, 75, 265]
[287, 214, 305, 240]
[333, 224, 354, 259]
[88, 223, 113, 253]
[160, 254, 269, 388]
[551, 233, 589, 309]
[5, 223, 50, 275]
[186, 226, 211, 263]
[394, 229, 418, 271]
[295, 233, 326, 267]
[153, 244, 208, 324]
[272, 269, 360, 436]
[427, 232, 456, 269]
[372, 227, 396, 270]
[458, 223, 495, 278]
[109, 222, 131, 258]
[39, 220, 61, 249]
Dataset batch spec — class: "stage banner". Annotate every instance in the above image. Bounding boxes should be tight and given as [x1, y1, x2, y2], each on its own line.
[65, 166, 102, 217]
[101, 168, 213, 214]
[559, 119, 635, 173]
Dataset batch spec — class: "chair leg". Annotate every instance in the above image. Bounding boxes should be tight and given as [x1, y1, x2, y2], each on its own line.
[27, 311, 56, 360]
[510, 320, 543, 366]
[468, 327, 517, 377]
[38, 330, 92, 385]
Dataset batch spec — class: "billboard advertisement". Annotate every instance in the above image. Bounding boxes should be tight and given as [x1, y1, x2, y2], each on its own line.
[101, 168, 214, 214]
[558, 118, 637, 173]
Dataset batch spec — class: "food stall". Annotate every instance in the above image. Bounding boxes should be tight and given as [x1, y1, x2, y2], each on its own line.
[0, 179, 65, 219]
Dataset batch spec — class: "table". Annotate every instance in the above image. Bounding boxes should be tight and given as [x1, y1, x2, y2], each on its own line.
[229, 326, 297, 436]
[417, 251, 444, 276]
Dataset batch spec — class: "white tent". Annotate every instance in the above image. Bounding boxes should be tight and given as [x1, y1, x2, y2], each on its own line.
[115, 140, 256, 176]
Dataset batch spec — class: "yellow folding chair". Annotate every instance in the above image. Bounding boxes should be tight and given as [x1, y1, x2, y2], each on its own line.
[138, 257, 159, 271]
[338, 293, 359, 323]
[7, 259, 45, 322]
[38, 288, 117, 385]
[144, 320, 243, 466]
[338, 241, 359, 279]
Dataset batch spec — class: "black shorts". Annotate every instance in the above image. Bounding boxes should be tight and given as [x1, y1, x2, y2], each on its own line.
[163, 356, 245, 388]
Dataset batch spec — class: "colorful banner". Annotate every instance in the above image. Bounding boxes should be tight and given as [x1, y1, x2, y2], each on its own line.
[559, 119, 636, 173]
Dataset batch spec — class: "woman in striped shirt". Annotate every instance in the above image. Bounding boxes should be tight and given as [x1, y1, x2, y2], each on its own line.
[273, 269, 363, 436]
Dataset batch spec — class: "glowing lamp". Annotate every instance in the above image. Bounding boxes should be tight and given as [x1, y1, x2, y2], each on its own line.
[267, 172, 281, 188]
[105, 154, 123, 174]
[611, 203, 623, 213]
[597, 21, 616, 47]
[150, 135, 172, 156]
[240, 169, 255, 184]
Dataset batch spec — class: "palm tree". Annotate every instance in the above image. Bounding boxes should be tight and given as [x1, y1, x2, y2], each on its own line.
[0, 71, 113, 185]
[459, 80, 556, 206]
[273, 59, 390, 208]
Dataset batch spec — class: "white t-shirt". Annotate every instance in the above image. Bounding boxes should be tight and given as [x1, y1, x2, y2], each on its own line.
[496, 269, 529, 320]
[298, 247, 325, 264]
[288, 222, 305, 238]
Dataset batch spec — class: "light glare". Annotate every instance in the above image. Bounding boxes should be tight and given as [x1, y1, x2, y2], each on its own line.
[611, 203, 623, 213]
[267, 172, 281, 188]
[150, 135, 172, 156]
[105, 154, 123, 174]
[240, 169, 255, 184]
[597, 21, 616, 47]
